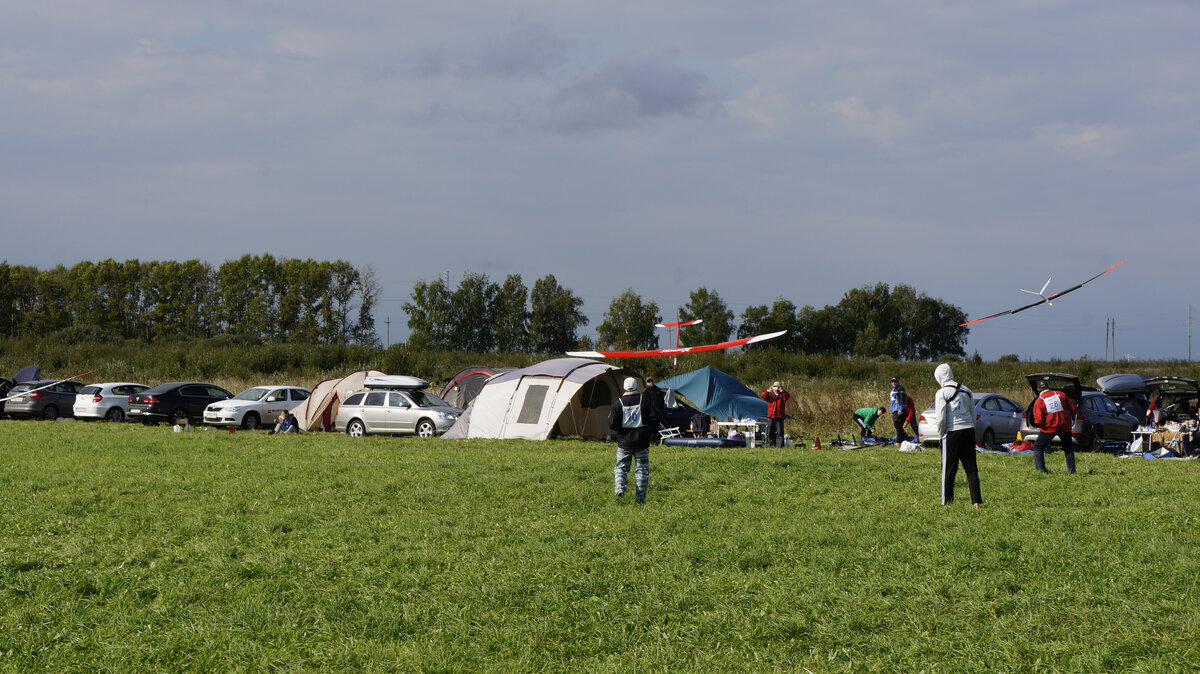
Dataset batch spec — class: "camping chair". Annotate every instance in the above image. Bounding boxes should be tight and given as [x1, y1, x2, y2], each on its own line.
[659, 424, 683, 443]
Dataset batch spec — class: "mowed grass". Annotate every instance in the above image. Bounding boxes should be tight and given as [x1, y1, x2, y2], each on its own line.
[2, 422, 1200, 672]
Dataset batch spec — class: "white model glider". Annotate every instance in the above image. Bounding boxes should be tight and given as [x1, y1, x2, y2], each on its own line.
[960, 259, 1128, 327]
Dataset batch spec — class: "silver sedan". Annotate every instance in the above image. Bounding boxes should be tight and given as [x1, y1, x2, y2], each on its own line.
[918, 393, 1025, 448]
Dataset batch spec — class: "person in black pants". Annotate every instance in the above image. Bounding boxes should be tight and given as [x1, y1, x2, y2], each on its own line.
[934, 363, 982, 507]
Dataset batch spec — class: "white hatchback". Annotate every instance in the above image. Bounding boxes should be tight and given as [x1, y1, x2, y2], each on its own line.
[203, 386, 311, 430]
[73, 382, 151, 422]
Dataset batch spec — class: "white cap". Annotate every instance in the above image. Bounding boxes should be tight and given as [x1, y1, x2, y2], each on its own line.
[623, 377, 637, 392]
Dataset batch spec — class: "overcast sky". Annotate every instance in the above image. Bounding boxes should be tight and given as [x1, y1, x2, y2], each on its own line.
[3, 1, 1197, 361]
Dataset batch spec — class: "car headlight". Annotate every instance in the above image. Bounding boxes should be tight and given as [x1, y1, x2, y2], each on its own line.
[437, 412, 457, 420]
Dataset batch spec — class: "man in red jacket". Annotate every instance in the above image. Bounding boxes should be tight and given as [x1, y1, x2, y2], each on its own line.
[1031, 381, 1078, 474]
[761, 381, 790, 448]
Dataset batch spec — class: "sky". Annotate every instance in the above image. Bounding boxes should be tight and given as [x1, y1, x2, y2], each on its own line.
[2, 1, 1198, 361]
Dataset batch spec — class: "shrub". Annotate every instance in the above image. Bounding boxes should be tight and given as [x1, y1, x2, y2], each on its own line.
[998, 353, 1020, 363]
[54, 325, 121, 346]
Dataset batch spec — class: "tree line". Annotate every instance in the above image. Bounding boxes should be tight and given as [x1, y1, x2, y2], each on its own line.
[405, 274, 969, 360]
[0, 256, 380, 345]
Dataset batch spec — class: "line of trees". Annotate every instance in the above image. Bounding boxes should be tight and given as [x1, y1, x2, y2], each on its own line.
[0, 256, 380, 345]
[403, 273, 588, 353]
[405, 275, 968, 360]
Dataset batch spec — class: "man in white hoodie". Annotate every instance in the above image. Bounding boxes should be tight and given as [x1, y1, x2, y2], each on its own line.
[933, 363, 982, 507]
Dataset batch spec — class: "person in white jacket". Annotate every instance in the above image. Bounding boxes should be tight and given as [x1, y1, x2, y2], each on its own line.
[933, 363, 982, 507]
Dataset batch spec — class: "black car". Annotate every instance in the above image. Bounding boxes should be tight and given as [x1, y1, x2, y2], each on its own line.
[1018, 372, 1138, 450]
[659, 398, 703, 435]
[1096, 373, 1150, 421]
[3, 379, 86, 420]
[128, 382, 232, 425]
[1143, 377, 1200, 425]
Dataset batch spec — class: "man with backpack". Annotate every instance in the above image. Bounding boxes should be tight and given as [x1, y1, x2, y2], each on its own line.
[608, 376, 660, 503]
[934, 363, 982, 507]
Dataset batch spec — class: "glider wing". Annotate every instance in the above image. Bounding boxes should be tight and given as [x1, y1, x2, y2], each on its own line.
[567, 330, 787, 358]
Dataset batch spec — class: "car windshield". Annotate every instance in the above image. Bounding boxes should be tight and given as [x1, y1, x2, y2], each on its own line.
[10, 384, 32, 393]
[233, 388, 271, 401]
[410, 390, 449, 408]
[81, 386, 102, 395]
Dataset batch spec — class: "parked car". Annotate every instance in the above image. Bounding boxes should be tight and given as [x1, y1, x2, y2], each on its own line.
[128, 382, 233, 425]
[335, 380, 462, 437]
[917, 393, 1025, 448]
[204, 386, 311, 430]
[4, 379, 87, 420]
[1143, 376, 1200, 424]
[73, 382, 151, 422]
[1096, 374, 1150, 421]
[1018, 373, 1138, 450]
[0, 366, 43, 417]
[660, 398, 702, 436]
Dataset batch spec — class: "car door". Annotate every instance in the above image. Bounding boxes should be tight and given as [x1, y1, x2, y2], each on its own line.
[1096, 395, 1133, 440]
[993, 396, 1024, 442]
[261, 388, 290, 421]
[359, 391, 389, 432]
[52, 381, 83, 417]
[180, 385, 211, 420]
[389, 392, 416, 434]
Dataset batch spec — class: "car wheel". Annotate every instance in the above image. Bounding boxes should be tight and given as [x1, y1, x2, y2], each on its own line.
[346, 419, 366, 437]
[242, 412, 261, 430]
[41, 405, 59, 420]
[416, 419, 436, 438]
[105, 407, 125, 423]
[169, 408, 189, 426]
[981, 428, 995, 449]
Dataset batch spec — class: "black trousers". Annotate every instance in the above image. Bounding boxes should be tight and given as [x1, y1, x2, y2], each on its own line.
[767, 418, 785, 447]
[941, 427, 982, 505]
[892, 412, 907, 439]
[1033, 429, 1075, 473]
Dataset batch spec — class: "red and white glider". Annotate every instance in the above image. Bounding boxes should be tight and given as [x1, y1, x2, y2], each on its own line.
[567, 330, 788, 359]
[959, 259, 1128, 327]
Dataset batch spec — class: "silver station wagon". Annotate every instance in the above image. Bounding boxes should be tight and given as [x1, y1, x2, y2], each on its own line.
[335, 386, 462, 438]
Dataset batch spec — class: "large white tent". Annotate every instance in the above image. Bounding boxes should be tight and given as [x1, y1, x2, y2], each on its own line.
[442, 358, 637, 441]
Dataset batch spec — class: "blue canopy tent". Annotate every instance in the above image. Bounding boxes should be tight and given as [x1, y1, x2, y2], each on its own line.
[657, 366, 771, 420]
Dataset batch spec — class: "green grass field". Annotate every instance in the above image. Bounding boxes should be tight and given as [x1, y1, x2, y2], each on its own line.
[3, 420, 1199, 672]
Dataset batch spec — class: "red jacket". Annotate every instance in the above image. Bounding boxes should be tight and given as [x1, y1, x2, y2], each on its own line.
[904, 396, 916, 423]
[1032, 389, 1076, 432]
[762, 389, 790, 419]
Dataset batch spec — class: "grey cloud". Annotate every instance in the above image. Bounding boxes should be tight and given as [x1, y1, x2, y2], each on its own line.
[414, 18, 570, 79]
[547, 49, 723, 133]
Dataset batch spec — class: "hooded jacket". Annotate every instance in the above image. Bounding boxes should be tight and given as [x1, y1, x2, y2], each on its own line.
[933, 363, 975, 436]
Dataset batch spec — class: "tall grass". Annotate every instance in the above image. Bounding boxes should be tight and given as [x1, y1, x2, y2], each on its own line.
[2, 421, 1200, 670]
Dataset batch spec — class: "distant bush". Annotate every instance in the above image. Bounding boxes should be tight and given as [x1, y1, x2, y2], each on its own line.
[998, 354, 1020, 363]
[53, 325, 121, 346]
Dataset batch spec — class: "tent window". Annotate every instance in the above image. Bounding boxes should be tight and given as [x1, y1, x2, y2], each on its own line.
[516, 385, 549, 424]
[580, 380, 610, 409]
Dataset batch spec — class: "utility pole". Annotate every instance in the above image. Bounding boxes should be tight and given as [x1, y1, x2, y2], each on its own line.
[1189, 305, 1192, 362]
[386, 316, 390, 347]
[1105, 318, 1111, 361]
